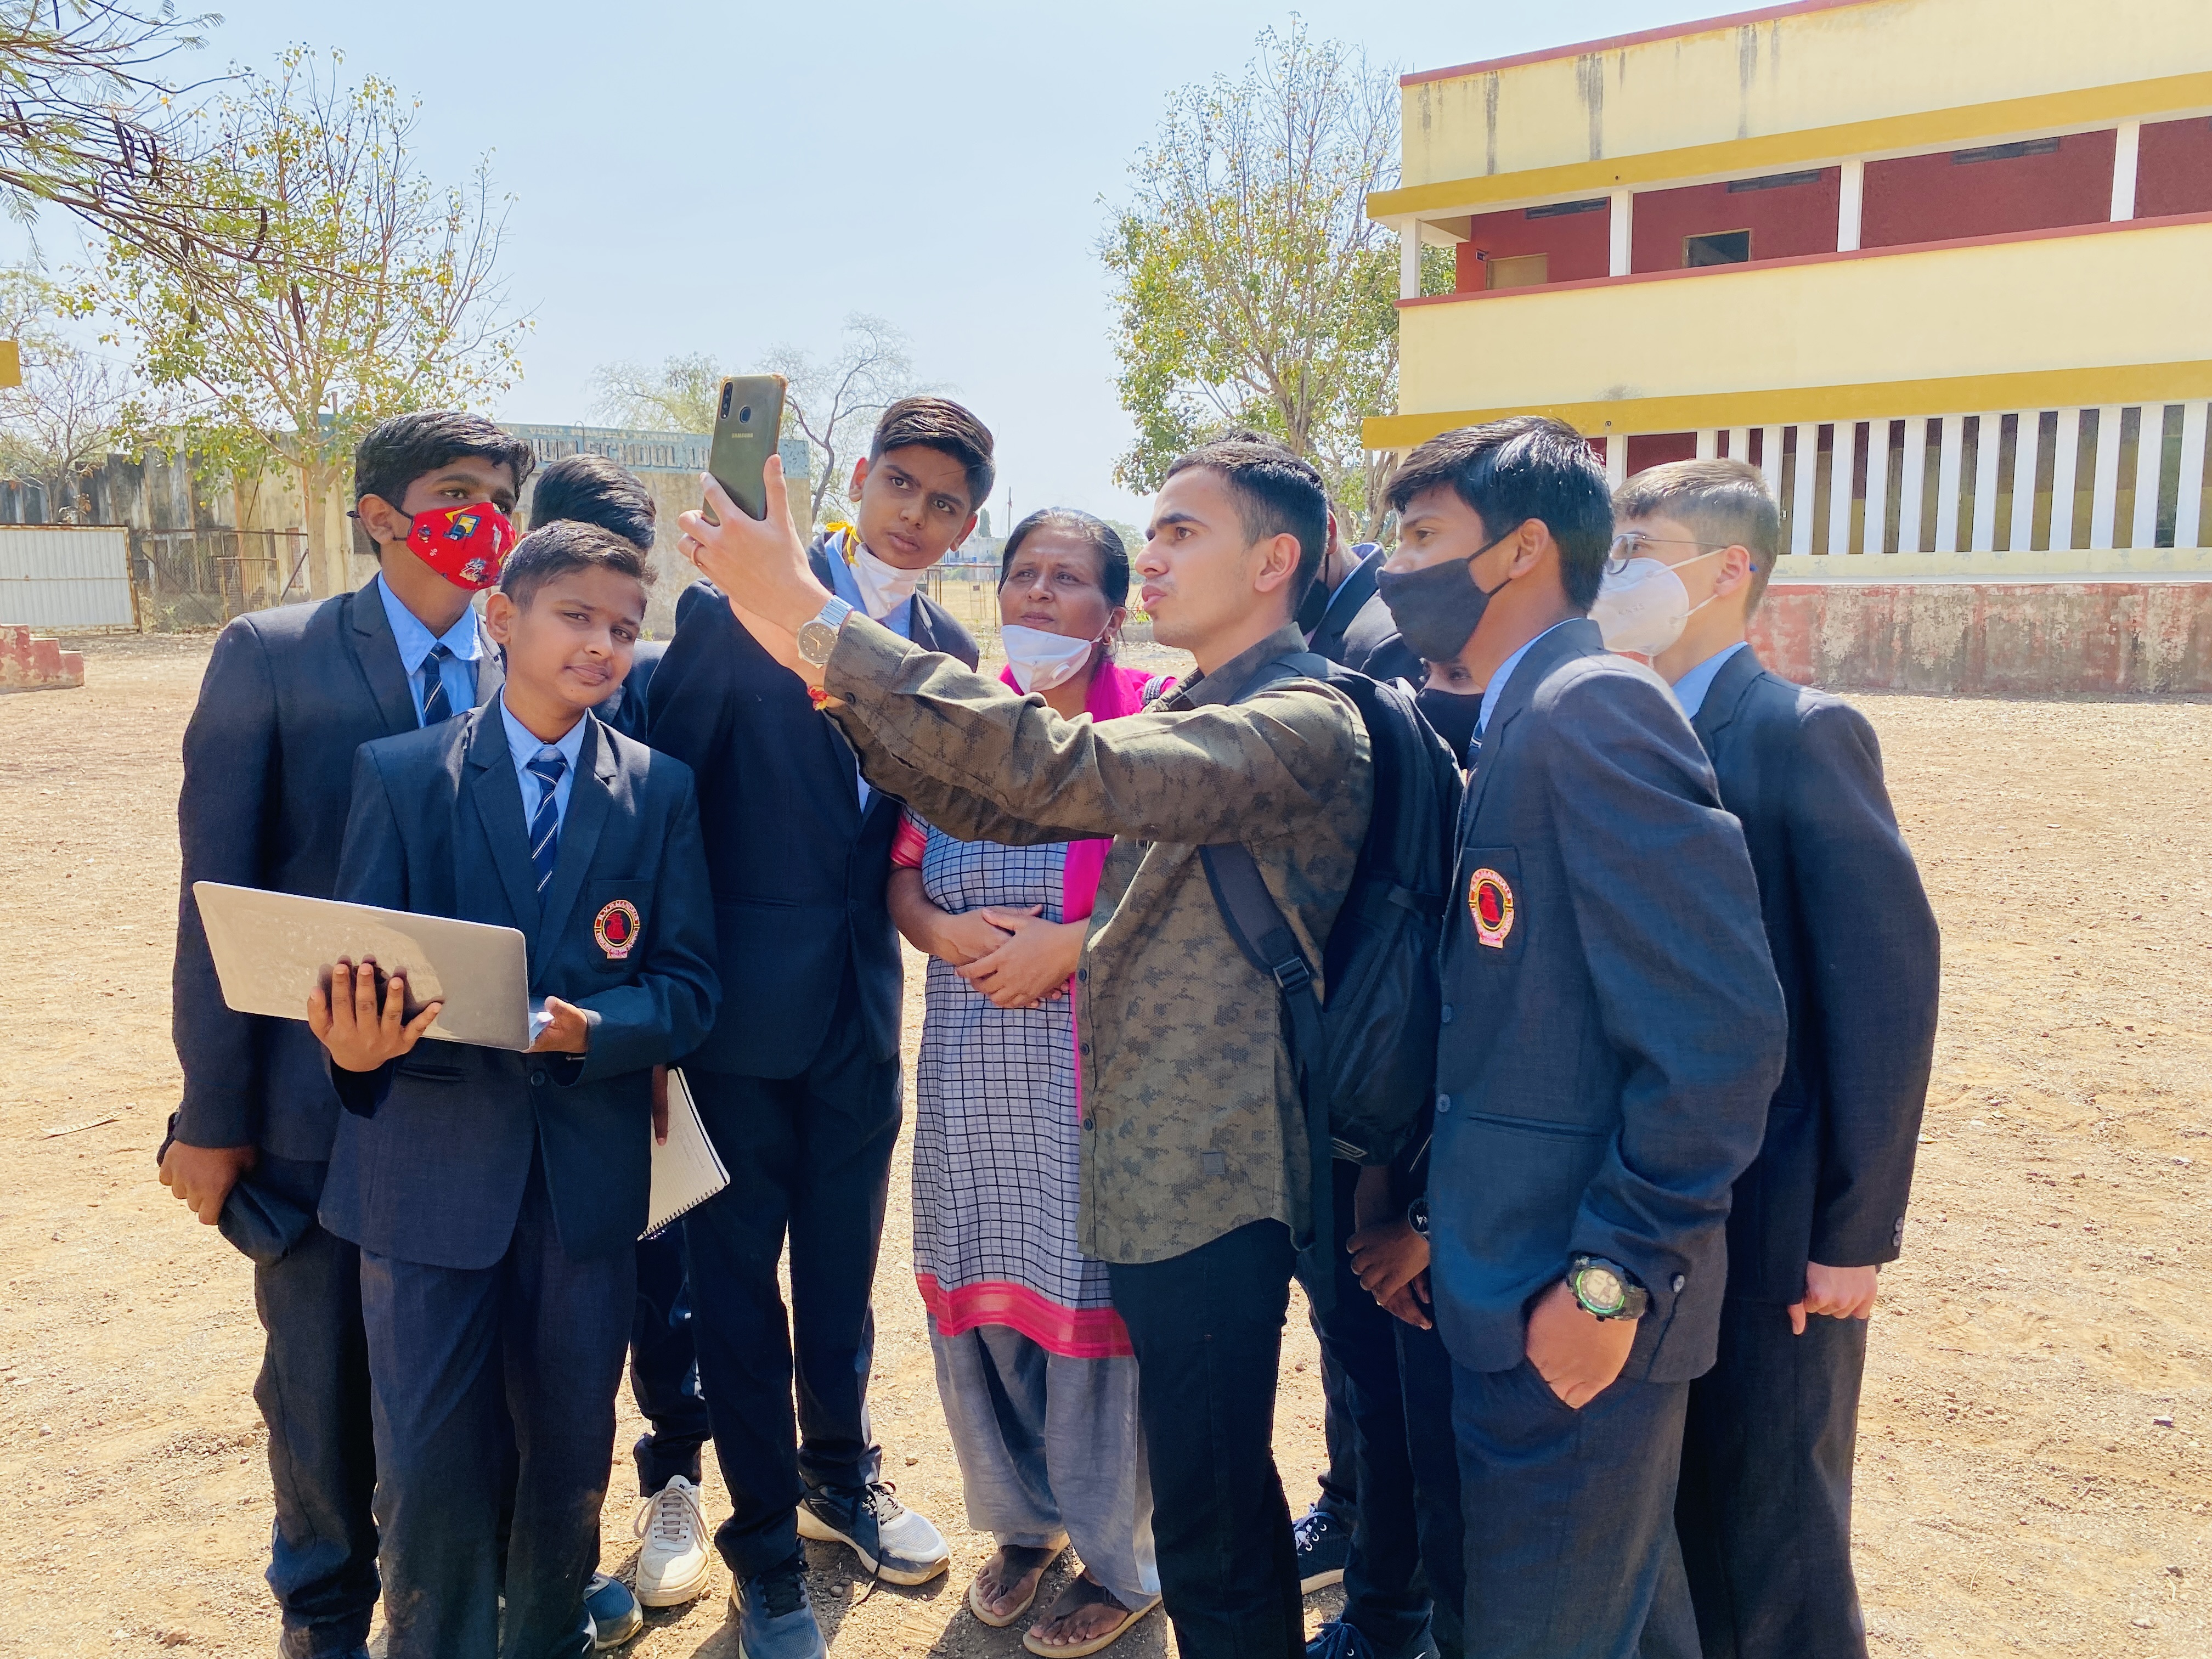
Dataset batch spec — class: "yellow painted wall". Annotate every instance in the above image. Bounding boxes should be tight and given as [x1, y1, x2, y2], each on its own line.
[1398, 0, 2212, 193]
[1386, 218, 2212, 433]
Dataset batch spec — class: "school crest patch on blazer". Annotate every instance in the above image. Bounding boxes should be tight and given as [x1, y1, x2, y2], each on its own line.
[1469, 867, 1515, 949]
[594, 899, 641, 960]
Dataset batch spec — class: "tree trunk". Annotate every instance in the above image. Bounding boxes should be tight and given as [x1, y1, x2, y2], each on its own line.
[301, 459, 347, 598]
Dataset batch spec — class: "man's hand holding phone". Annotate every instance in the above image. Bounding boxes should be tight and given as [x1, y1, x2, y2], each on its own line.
[676, 459, 835, 684]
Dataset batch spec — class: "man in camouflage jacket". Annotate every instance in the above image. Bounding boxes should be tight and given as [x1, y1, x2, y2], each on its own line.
[678, 438, 1372, 1659]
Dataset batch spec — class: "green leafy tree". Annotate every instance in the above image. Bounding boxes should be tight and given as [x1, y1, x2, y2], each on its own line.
[86, 48, 526, 596]
[1103, 22, 1448, 539]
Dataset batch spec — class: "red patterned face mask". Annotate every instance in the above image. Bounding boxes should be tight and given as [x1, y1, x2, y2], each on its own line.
[406, 502, 517, 590]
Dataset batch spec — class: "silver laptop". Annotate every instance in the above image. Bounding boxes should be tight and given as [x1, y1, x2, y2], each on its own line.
[193, 881, 534, 1051]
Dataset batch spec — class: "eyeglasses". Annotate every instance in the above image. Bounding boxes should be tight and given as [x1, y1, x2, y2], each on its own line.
[1606, 532, 1735, 573]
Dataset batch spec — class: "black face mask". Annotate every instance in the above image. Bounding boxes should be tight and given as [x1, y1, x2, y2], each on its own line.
[1374, 531, 1511, 665]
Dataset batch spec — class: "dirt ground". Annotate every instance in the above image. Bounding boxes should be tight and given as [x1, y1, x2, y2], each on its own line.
[0, 632, 2205, 1658]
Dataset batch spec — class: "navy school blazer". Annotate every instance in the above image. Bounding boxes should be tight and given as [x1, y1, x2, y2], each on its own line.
[315, 706, 720, 1271]
[1429, 619, 1787, 1385]
[1690, 646, 1940, 1301]
[644, 544, 978, 1079]
[171, 584, 503, 1160]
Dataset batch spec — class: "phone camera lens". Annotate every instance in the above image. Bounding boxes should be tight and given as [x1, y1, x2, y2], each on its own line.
[738, 405, 753, 424]
[719, 385, 731, 418]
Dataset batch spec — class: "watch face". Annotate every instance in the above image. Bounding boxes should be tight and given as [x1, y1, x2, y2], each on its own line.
[1577, 1266, 1626, 1314]
[797, 619, 839, 666]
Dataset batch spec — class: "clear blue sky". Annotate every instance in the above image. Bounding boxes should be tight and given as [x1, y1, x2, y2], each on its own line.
[20, 0, 1714, 524]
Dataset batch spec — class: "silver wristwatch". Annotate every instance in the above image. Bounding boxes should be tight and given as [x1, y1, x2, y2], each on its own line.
[797, 595, 854, 669]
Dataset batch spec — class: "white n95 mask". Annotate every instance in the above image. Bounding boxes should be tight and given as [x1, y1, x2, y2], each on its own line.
[1588, 550, 1724, 656]
[850, 544, 925, 620]
[999, 624, 1099, 693]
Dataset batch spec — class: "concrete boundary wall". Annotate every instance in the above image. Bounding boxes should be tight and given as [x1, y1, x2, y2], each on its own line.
[1747, 578, 2212, 691]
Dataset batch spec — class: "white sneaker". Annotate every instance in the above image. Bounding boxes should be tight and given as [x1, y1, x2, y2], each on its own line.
[634, 1475, 713, 1607]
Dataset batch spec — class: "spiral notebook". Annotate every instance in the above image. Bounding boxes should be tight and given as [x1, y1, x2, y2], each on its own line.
[645, 1068, 729, 1236]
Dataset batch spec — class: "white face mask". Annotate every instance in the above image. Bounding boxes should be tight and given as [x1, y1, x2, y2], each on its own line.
[850, 543, 925, 620]
[1588, 549, 1724, 655]
[999, 623, 1101, 693]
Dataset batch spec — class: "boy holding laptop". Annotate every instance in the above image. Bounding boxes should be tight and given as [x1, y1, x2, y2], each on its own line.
[304, 522, 719, 1658]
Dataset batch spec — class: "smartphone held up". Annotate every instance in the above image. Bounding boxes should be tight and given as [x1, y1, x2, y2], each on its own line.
[705, 373, 787, 524]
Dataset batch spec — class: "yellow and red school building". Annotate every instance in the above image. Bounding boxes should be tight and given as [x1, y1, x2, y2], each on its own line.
[1365, 0, 2212, 691]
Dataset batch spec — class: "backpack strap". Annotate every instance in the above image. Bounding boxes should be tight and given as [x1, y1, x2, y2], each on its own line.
[1196, 649, 1346, 1313]
[1200, 842, 1335, 1315]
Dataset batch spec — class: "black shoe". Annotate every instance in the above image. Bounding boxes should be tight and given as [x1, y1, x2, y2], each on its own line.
[796, 1480, 950, 1585]
[1293, 1503, 1351, 1593]
[730, 1554, 826, 1659]
[1307, 1617, 1438, 1659]
[275, 1629, 370, 1659]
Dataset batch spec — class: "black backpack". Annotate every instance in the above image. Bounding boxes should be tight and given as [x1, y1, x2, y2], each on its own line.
[1200, 653, 1464, 1309]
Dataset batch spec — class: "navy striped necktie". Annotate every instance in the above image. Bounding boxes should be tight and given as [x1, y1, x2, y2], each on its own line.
[418, 644, 455, 727]
[526, 752, 567, 902]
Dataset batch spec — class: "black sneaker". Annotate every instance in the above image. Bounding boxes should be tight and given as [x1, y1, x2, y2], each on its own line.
[730, 1554, 826, 1659]
[1307, 1616, 1438, 1659]
[1293, 1503, 1351, 1593]
[796, 1481, 950, 1585]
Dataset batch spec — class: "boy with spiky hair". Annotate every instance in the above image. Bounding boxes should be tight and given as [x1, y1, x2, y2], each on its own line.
[644, 396, 992, 1659]
[162, 409, 532, 1659]
[1372, 417, 1785, 1657]
[1604, 459, 1938, 1659]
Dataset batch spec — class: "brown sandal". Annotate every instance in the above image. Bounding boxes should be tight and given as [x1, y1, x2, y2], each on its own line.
[968, 1544, 1063, 1628]
[1022, 1573, 1161, 1657]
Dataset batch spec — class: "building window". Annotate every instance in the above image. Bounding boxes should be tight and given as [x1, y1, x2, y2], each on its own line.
[1526, 198, 1607, 219]
[1684, 230, 1751, 266]
[1726, 170, 1823, 193]
[1952, 137, 2061, 165]
[1486, 253, 1550, 290]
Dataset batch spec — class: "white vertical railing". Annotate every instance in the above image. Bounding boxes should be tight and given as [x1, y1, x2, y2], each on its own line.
[1897, 417, 1929, 553]
[2132, 404, 2166, 549]
[1934, 415, 1966, 552]
[1970, 413, 2004, 551]
[2049, 408, 2082, 551]
[1759, 425, 1786, 503]
[1861, 420, 1891, 553]
[1791, 423, 1820, 555]
[2178, 402, 2209, 551]
[1616, 400, 2211, 555]
[1828, 421, 1858, 555]
[2008, 412, 2041, 553]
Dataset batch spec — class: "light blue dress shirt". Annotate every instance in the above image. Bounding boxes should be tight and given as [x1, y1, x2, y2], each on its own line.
[1670, 640, 1750, 720]
[1476, 619, 1576, 738]
[498, 693, 588, 836]
[822, 542, 916, 810]
[375, 573, 483, 724]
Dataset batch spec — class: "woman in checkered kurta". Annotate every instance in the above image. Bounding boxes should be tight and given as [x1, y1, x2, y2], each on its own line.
[889, 510, 1165, 1654]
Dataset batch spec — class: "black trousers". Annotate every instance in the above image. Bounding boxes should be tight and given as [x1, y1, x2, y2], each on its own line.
[681, 997, 901, 1579]
[1395, 1321, 1465, 1659]
[629, 1227, 711, 1494]
[251, 1153, 379, 1657]
[1677, 1300, 1871, 1659]
[1313, 1338, 1359, 1521]
[1109, 1218, 1301, 1659]
[359, 1159, 633, 1659]
[1313, 1164, 1427, 1652]
[1452, 1359, 1699, 1659]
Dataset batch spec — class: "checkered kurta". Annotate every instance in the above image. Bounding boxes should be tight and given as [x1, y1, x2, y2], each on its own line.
[909, 823, 1128, 1357]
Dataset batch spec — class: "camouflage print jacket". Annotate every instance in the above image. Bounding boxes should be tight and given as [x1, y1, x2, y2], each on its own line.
[824, 618, 1373, 1265]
